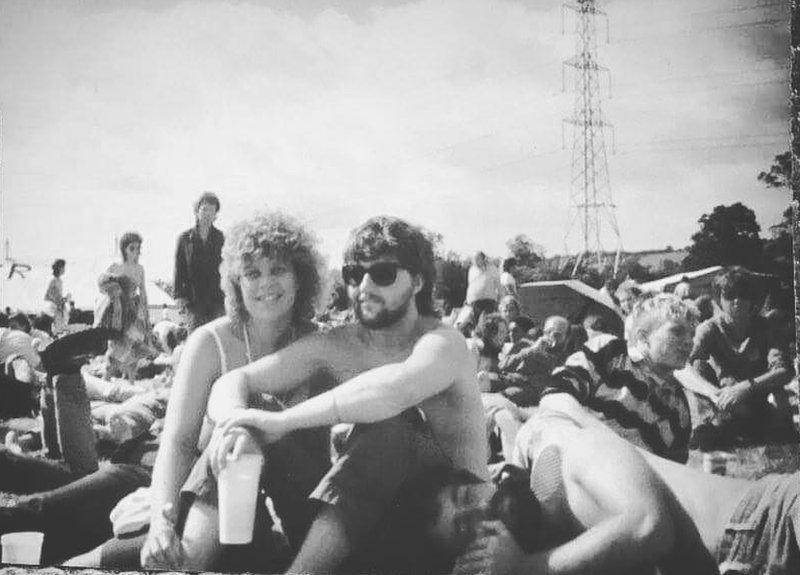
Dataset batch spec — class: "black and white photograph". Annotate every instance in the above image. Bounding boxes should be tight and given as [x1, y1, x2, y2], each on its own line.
[0, 0, 797, 573]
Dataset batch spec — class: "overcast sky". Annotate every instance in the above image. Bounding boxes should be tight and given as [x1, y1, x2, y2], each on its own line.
[0, 0, 791, 309]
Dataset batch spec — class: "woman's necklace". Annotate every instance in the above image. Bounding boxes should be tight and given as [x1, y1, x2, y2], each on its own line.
[243, 320, 296, 364]
[243, 320, 298, 408]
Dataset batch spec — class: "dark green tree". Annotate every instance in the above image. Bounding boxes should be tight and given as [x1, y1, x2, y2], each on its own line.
[756, 151, 793, 312]
[757, 151, 791, 188]
[617, 258, 655, 282]
[433, 251, 469, 312]
[682, 203, 763, 271]
[506, 234, 544, 268]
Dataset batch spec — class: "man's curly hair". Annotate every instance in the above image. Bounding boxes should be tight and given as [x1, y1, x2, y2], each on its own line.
[342, 215, 436, 316]
[221, 211, 324, 333]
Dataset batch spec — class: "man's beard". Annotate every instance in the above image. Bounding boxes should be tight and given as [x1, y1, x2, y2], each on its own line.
[354, 289, 413, 329]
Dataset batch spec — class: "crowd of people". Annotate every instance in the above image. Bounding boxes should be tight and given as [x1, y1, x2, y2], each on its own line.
[0, 192, 798, 574]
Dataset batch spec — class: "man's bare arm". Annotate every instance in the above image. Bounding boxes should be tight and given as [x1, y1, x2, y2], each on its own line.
[518, 429, 676, 575]
[235, 328, 471, 434]
[673, 366, 721, 402]
[206, 333, 328, 422]
[505, 425, 716, 575]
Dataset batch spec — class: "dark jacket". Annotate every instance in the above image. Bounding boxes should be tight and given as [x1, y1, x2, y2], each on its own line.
[173, 225, 224, 308]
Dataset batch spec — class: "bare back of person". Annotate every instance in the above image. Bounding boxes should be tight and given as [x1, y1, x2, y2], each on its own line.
[321, 317, 488, 480]
[514, 406, 718, 574]
[639, 450, 750, 555]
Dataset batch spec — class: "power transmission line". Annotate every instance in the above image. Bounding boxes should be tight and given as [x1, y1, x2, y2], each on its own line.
[562, 0, 621, 275]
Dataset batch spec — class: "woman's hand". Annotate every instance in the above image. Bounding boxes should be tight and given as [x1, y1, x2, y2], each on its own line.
[140, 503, 184, 569]
[220, 408, 289, 446]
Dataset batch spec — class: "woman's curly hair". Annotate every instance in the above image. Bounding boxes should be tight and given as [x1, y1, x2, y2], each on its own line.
[221, 211, 324, 334]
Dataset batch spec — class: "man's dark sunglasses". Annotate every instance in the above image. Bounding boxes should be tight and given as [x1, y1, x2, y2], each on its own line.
[342, 262, 404, 287]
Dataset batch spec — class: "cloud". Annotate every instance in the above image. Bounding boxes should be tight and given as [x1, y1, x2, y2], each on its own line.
[0, 0, 791, 310]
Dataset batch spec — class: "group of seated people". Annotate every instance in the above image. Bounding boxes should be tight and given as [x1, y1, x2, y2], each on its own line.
[0, 211, 798, 575]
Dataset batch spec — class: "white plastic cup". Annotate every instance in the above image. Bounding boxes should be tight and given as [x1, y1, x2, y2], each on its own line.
[702, 451, 733, 475]
[1, 531, 45, 565]
[218, 452, 264, 544]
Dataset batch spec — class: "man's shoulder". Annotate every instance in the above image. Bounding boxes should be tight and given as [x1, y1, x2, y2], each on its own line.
[416, 319, 468, 347]
[311, 323, 363, 354]
[177, 227, 195, 241]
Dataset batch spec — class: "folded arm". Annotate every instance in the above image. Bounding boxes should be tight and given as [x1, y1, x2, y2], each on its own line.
[207, 333, 329, 423]
[222, 328, 471, 437]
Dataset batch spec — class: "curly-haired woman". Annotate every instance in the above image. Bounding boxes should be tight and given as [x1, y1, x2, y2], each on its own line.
[69, 211, 332, 572]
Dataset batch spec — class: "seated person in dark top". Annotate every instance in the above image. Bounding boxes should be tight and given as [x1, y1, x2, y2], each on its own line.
[495, 316, 580, 407]
[498, 295, 538, 340]
[539, 293, 697, 463]
[469, 314, 563, 408]
[688, 267, 795, 447]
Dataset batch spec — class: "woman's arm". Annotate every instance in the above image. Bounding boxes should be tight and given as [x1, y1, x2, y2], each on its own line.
[147, 328, 221, 527]
[138, 265, 149, 310]
[207, 333, 329, 423]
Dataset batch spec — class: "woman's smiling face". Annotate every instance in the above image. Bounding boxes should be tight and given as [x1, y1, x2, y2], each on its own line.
[239, 256, 297, 320]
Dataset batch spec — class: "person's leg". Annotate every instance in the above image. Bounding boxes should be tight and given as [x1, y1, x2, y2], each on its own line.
[0, 371, 37, 419]
[286, 505, 351, 574]
[0, 463, 150, 563]
[179, 498, 224, 570]
[52, 373, 99, 476]
[177, 451, 241, 571]
[40, 463, 150, 564]
[40, 377, 61, 460]
[38, 327, 117, 375]
[290, 412, 450, 574]
[61, 530, 145, 569]
[263, 428, 331, 551]
[61, 543, 105, 568]
[0, 444, 73, 494]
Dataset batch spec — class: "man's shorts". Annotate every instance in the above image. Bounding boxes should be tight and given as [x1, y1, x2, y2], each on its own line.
[717, 471, 800, 574]
[310, 408, 451, 544]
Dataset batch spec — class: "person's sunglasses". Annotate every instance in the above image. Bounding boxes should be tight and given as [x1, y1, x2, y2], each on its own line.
[342, 262, 403, 287]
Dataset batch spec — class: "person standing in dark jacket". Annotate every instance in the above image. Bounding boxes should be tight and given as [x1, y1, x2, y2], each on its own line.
[173, 192, 225, 331]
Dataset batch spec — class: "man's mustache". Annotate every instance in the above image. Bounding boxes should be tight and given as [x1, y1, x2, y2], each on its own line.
[357, 294, 384, 305]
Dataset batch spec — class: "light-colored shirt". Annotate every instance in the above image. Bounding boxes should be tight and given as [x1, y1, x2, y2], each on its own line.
[466, 264, 501, 304]
[0, 328, 41, 369]
[500, 271, 517, 295]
